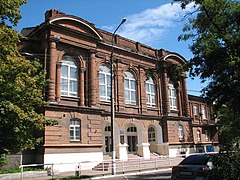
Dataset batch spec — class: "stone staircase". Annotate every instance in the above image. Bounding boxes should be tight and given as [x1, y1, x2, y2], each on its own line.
[92, 153, 167, 172]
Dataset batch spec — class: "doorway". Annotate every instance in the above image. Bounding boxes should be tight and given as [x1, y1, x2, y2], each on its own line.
[127, 125, 138, 152]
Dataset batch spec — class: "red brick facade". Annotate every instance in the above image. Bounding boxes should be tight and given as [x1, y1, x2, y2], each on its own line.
[19, 9, 218, 166]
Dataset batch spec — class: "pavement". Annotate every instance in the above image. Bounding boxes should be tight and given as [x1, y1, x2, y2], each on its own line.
[0, 167, 172, 180]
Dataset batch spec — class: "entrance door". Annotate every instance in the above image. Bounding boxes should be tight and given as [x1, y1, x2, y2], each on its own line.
[127, 125, 138, 152]
[127, 135, 138, 152]
[105, 136, 111, 153]
[104, 126, 111, 153]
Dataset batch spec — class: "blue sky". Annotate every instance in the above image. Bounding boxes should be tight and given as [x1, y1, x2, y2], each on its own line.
[17, 0, 206, 96]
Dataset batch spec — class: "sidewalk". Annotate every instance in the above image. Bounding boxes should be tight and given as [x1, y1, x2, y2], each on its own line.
[0, 167, 172, 180]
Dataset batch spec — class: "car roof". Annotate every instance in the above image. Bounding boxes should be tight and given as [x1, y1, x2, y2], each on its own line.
[179, 154, 213, 165]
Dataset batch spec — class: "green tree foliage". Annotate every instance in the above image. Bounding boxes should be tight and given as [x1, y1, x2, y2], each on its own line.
[178, 0, 240, 179]
[0, 0, 56, 164]
[178, 0, 240, 145]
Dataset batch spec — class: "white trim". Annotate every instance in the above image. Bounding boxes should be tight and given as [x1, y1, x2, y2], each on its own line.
[50, 17, 102, 40]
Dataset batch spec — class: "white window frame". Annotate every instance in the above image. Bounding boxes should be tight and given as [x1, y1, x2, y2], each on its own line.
[99, 64, 111, 102]
[124, 71, 136, 105]
[146, 78, 156, 107]
[205, 130, 209, 141]
[70, 119, 81, 141]
[197, 130, 201, 142]
[201, 106, 207, 119]
[168, 82, 177, 110]
[194, 105, 198, 117]
[178, 125, 184, 141]
[148, 127, 156, 143]
[60, 56, 78, 97]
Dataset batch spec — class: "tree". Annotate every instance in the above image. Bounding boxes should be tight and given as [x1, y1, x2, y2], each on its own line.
[178, 0, 240, 146]
[178, 0, 240, 179]
[0, 0, 55, 165]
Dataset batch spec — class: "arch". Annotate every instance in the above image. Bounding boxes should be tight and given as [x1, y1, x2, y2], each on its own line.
[148, 123, 163, 144]
[50, 17, 102, 40]
[58, 49, 85, 68]
[163, 53, 187, 66]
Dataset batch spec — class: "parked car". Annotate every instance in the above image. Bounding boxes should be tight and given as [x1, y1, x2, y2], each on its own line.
[171, 153, 216, 180]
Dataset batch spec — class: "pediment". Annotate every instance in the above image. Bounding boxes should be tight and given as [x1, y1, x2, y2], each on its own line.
[50, 17, 102, 40]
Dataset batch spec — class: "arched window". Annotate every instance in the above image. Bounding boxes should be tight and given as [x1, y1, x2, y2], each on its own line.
[124, 71, 136, 105]
[70, 119, 81, 141]
[61, 56, 78, 97]
[168, 81, 177, 110]
[178, 125, 184, 141]
[148, 127, 156, 142]
[146, 77, 156, 107]
[197, 130, 201, 142]
[99, 64, 111, 101]
[201, 106, 207, 119]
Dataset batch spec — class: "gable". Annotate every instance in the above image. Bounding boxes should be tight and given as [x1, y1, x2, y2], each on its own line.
[50, 17, 102, 40]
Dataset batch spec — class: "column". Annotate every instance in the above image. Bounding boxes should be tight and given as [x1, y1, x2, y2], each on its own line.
[79, 67, 85, 106]
[162, 67, 170, 115]
[182, 75, 190, 117]
[88, 51, 97, 106]
[177, 87, 182, 116]
[48, 40, 57, 102]
[56, 61, 61, 102]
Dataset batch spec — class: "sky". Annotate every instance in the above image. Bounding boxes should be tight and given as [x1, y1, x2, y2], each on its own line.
[17, 0, 206, 96]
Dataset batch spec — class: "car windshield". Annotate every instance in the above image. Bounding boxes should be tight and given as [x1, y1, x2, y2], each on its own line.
[179, 154, 211, 165]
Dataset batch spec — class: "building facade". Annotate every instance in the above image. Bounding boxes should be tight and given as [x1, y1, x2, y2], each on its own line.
[19, 10, 218, 171]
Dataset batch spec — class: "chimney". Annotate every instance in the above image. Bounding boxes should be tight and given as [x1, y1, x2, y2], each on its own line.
[45, 9, 59, 22]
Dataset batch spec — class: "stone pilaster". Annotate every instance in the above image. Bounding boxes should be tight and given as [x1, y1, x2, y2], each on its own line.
[48, 40, 57, 102]
[88, 51, 97, 106]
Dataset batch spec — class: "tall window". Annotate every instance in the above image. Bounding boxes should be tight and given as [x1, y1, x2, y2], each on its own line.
[146, 77, 156, 107]
[205, 130, 209, 141]
[148, 127, 156, 142]
[194, 105, 198, 117]
[197, 130, 201, 142]
[124, 71, 136, 105]
[202, 106, 207, 119]
[70, 119, 81, 141]
[168, 81, 177, 110]
[99, 64, 111, 101]
[178, 125, 184, 141]
[61, 56, 78, 97]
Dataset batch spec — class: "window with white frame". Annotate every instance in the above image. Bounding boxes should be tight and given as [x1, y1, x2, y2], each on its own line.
[70, 119, 81, 141]
[148, 127, 156, 142]
[124, 71, 136, 105]
[99, 64, 111, 101]
[197, 130, 201, 142]
[194, 105, 198, 117]
[178, 125, 184, 141]
[61, 56, 78, 97]
[146, 77, 156, 107]
[205, 130, 209, 141]
[168, 81, 177, 110]
[201, 106, 207, 119]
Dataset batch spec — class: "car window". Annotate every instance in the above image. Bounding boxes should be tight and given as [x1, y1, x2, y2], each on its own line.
[179, 154, 211, 165]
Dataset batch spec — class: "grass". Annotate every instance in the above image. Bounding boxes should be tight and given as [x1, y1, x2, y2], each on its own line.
[0, 167, 45, 174]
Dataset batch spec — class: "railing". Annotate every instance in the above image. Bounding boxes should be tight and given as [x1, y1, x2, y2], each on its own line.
[17, 156, 184, 179]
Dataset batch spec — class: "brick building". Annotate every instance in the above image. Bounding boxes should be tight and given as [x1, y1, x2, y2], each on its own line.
[19, 10, 218, 171]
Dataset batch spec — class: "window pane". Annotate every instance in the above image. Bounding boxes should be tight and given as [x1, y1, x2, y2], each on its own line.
[61, 65, 68, 77]
[70, 80, 77, 93]
[70, 67, 77, 78]
[124, 80, 129, 89]
[61, 79, 68, 91]
[150, 85, 155, 93]
[130, 80, 136, 90]
[146, 84, 150, 92]
[100, 85, 105, 96]
[99, 74, 105, 84]
[131, 91, 136, 101]
[125, 90, 130, 101]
